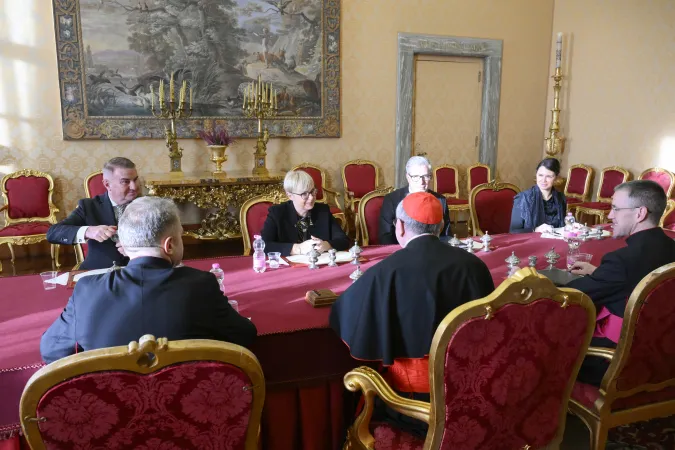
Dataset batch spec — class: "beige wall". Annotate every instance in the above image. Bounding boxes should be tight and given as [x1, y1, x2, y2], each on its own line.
[545, 0, 675, 193]
[1, 0, 554, 216]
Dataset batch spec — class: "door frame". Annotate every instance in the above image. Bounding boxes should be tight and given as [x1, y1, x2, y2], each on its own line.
[395, 33, 503, 188]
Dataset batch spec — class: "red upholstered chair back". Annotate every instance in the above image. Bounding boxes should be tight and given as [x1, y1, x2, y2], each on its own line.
[1, 170, 59, 225]
[342, 160, 378, 199]
[20, 335, 265, 450]
[240, 194, 284, 256]
[292, 165, 325, 201]
[467, 163, 491, 192]
[426, 268, 595, 449]
[84, 171, 107, 199]
[597, 166, 631, 202]
[469, 181, 520, 235]
[598, 263, 675, 412]
[565, 164, 594, 200]
[639, 168, 675, 198]
[661, 200, 675, 231]
[433, 165, 459, 198]
[357, 187, 393, 246]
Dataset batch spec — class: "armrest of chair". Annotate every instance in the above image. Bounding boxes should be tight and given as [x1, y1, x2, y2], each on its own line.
[343, 366, 431, 448]
[322, 187, 342, 209]
[586, 346, 615, 361]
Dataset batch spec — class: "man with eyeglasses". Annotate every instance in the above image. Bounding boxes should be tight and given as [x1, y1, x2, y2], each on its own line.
[40, 197, 257, 363]
[567, 180, 675, 386]
[378, 156, 451, 245]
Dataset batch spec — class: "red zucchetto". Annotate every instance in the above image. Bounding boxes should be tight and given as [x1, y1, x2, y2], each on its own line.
[401, 192, 443, 225]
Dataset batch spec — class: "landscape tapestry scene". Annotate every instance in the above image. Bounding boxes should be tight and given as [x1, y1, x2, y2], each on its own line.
[54, 0, 341, 138]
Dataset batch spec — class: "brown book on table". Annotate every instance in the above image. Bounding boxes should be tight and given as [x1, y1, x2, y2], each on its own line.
[305, 289, 338, 307]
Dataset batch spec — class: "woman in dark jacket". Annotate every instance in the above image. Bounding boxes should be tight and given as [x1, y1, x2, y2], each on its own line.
[510, 158, 567, 234]
[261, 170, 350, 256]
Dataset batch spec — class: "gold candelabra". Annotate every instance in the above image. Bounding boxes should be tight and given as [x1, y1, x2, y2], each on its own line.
[243, 74, 277, 176]
[151, 74, 193, 173]
[545, 34, 566, 159]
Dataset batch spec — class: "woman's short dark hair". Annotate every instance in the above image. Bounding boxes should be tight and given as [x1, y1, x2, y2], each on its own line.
[536, 158, 561, 176]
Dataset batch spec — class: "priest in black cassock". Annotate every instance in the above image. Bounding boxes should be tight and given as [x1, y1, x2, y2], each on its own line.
[330, 191, 494, 436]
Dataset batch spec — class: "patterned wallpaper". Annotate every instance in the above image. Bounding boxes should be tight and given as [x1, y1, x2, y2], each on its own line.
[1, 0, 554, 220]
[544, 0, 675, 194]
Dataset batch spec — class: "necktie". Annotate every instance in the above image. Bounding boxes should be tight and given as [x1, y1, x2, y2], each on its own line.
[114, 203, 127, 222]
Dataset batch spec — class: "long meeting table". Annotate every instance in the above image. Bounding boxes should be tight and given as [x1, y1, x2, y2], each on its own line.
[0, 230, 655, 450]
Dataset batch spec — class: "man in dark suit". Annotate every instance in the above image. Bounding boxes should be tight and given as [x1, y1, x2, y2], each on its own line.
[569, 180, 675, 385]
[378, 156, 451, 245]
[40, 197, 257, 364]
[46, 157, 139, 269]
[330, 192, 494, 436]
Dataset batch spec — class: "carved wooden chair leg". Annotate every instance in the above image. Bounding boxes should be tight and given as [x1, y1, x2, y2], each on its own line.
[51, 244, 61, 268]
[8, 243, 15, 263]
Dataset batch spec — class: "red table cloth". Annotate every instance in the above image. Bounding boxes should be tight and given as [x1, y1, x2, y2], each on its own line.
[0, 231, 648, 449]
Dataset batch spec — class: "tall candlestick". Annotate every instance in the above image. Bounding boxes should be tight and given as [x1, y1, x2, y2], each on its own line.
[170, 73, 175, 101]
[556, 32, 563, 69]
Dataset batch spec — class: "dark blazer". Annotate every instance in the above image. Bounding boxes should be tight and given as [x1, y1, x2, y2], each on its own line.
[510, 187, 567, 234]
[330, 235, 495, 364]
[567, 227, 675, 316]
[260, 201, 350, 256]
[378, 187, 452, 245]
[46, 193, 128, 270]
[40, 257, 257, 364]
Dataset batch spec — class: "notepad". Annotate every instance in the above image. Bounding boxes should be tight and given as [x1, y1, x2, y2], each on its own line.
[286, 251, 353, 266]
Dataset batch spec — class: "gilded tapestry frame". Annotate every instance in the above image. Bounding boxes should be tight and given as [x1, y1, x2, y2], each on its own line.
[52, 0, 341, 140]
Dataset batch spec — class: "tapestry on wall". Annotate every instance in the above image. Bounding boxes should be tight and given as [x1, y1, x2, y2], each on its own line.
[52, 0, 341, 139]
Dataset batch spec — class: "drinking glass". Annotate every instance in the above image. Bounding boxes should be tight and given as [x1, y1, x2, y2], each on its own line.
[228, 299, 239, 313]
[567, 252, 593, 271]
[268, 252, 281, 269]
[40, 271, 58, 290]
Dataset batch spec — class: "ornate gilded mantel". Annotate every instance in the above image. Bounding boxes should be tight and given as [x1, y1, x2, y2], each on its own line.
[145, 171, 286, 239]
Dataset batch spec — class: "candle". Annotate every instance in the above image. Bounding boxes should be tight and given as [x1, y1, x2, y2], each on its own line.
[190, 87, 193, 109]
[159, 80, 164, 107]
[150, 84, 155, 110]
[556, 32, 562, 69]
[170, 73, 175, 101]
[243, 86, 246, 109]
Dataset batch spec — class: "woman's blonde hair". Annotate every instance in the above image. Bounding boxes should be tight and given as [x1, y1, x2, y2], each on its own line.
[284, 170, 315, 194]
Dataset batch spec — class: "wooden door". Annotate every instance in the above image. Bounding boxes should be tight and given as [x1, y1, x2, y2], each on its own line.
[413, 55, 483, 199]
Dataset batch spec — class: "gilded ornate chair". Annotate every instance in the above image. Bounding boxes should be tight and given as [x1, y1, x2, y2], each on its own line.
[239, 193, 285, 256]
[343, 268, 595, 450]
[564, 164, 594, 213]
[357, 187, 394, 246]
[21, 335, 265, 450]
[433, 164, 472, 234]
[569, 262, 675, 450]
[84, 170, 106, 199]
[342, 160, 379, 234]
[291, 163, 347, 232]
[638, 167, 675, 198]
[660, 199, 675, 231]
[575, 166, 631, 224]
[0, 169, 60, 272]
[467, 162, 491, 193]
[469, 180, 521, 236]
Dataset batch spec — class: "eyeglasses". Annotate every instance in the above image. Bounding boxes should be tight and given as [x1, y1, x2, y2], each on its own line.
[407, 174, 432, 182]
[291, 188, 318, 200]
[611, 205, 650, 213]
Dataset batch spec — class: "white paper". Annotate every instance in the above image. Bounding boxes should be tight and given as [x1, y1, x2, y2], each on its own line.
[286, 251, 353, 265]
[45, 273, 70, 286]
[73, 268, 111, 282]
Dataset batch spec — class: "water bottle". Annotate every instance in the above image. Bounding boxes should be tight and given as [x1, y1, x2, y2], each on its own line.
[252, 234, 266, 273]
[209, 263, 225, 291]
[564, 212, 575, 231]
